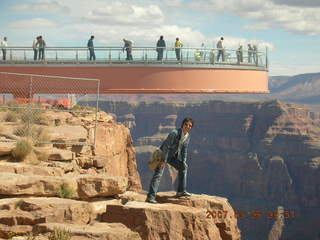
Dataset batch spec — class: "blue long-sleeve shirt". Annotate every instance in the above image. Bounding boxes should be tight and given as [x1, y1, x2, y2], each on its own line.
[160, 128, 190, 163]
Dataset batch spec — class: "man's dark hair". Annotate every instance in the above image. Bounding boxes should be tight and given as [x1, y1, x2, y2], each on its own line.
[181, 117, 194, 128]
[91, 35, 94, 39]
[160, 36, 163, 40]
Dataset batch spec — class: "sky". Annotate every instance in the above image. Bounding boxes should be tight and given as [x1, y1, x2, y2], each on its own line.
[0, 0, 320, 76]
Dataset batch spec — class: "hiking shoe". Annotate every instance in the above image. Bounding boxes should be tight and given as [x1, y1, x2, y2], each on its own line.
[176, 191, 192, 198]
[145, 198, 158, 204]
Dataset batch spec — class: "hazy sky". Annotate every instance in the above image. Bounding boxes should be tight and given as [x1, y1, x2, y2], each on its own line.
[1, 0, 320, 76]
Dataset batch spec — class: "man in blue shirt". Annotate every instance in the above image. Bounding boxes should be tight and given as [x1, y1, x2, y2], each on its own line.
[146, 117, 194, 203]
[87, 35, 96, 61]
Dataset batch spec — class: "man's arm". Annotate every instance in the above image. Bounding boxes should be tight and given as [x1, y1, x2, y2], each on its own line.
[161, 130, 177, 163]
[181, 137, 190, 163]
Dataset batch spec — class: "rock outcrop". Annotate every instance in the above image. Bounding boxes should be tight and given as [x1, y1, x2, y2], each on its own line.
[0, 107, 241, 239]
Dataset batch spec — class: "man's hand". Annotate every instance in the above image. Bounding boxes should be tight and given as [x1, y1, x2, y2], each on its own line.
[158, 162, 166, 168]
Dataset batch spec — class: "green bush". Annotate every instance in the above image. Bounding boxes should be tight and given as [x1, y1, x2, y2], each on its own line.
[4, 111, 18, 122]
[11, 138, 33, 161]
[14, 199, 24, 209]
[56, 183, 75, 199]
[48, 228, 72, 240]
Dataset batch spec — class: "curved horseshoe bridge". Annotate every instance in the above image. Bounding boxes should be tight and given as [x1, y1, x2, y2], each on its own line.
[0, 46, 269, 94]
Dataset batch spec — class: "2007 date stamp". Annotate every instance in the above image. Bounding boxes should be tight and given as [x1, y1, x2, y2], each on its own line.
[206, 209, 296, 219]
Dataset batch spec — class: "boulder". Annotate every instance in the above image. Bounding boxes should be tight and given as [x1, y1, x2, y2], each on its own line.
[76, 175, 127, 199]
[34, 222, 141, 240]
[47, 126, 87, 144]
[101, 200, 236, 240]
[0, 173, 127, 199]
[46, 148, 73, 161]
[0, 197, 94, 238]
[0, 142, 15, 156]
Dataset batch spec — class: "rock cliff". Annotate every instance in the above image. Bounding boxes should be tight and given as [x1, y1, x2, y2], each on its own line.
[100, 100, 320, 240]
[0, 107, 240, 239]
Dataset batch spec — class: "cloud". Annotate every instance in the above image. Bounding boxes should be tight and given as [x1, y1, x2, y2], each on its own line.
[9, 18, 56, 29]
[12, 0, 70, 14]
[66, 23, 207, 47]
[269, 0, 320, 7]
[6, 0, 273, 50]
[190, 0, 320, 35]
[83, 2, 165, 26]
[163, 0, 184, 7]
[243, 23, 271, 30]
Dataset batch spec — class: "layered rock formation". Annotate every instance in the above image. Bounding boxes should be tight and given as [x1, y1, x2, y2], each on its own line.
[100, 100, 320, 240]
[0, 108, 240, 239]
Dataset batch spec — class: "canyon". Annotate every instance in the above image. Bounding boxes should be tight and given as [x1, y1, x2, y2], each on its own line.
[100, 99, 320, 240]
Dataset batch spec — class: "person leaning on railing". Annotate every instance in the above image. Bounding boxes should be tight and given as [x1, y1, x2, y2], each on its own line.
[36, 36, 46, 60]
[247, 43, 253, 63]
[32, 36, 39, 61]
[123, 38, 133, 61]
[236, 45, 243, 64]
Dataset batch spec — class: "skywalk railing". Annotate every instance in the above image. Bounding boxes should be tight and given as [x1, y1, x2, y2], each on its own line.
[0, 46, 268, 69]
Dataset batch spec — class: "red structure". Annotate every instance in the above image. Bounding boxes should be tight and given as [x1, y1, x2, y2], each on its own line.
[0, 65, 268, 95]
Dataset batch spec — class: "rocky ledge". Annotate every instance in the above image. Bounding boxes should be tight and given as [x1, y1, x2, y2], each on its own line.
[0, 109, 240, 239]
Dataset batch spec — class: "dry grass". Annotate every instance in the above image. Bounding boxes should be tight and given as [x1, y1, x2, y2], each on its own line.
[48, 228, 72, 240]
[4, 111, 18, 122]
[56, 183, 75, 199]
[11, 138, 33, 162]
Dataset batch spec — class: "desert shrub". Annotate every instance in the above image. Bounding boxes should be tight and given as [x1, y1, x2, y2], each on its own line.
[71, 104, 96, 117]
[71, 104, 92, 111]
[7, 231, 17, 238]
[26, 233, 36, 240]
[14, 199, 24, 209]
[14, 125, 50, 146]
[20, 109, 38, 124]
[56, 183, 75, 199]
[48, 228, 71, 240]
[32, 126, 50, 146]
[11, 138, 33, 161]
[35, 114, 50, 125]
[14, 124, 29, 137]
[4, 111, 18, 122]
[5, 102, 23, 113]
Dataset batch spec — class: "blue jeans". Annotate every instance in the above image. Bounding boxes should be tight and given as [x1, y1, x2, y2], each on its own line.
[89, 48, 96, 60]
[217, 50, 224, 61]
[33, 49, 38, 60]
[2, 49, 6, 60]
[175, 49, 181, 61]
[38, 48, 45, 60]
[147, 158, 188, 200]
[126, 49, 132, 60]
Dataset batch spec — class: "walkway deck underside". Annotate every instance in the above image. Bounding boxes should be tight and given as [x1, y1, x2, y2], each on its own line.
[0, 65, 269, 95]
